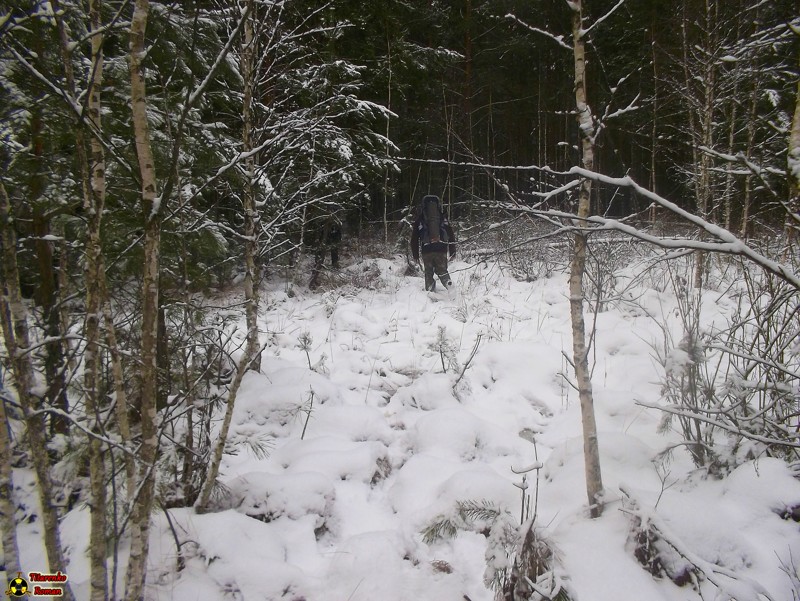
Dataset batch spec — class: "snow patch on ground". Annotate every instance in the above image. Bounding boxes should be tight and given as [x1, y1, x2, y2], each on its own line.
[12, 255, 800, 601]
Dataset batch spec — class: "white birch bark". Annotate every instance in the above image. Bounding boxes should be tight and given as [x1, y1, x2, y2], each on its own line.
[125, 1, 161, 598]
[787, 48, 800, 249]
[100, 276, 136, 494]
[680, 0, 718, 288]
[241, 0, 261, 373]
[568, 0, 604, 518]
[85, 1, 110, 597]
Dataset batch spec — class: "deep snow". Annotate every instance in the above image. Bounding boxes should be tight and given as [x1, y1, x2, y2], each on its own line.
[11, 254, 800, 601]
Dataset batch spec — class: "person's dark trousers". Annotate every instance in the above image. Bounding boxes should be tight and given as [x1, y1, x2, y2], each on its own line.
[422, 252, 452, 291]
[309, 244, 340, 289]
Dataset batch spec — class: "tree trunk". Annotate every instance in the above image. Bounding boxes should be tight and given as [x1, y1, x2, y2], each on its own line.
[786, 43, 800, 250]
[0, 284, 21, 579]
[196, 1, 262, 511]
[100, 274, 135, 495]
[125, 1, 162, 599]
[32, 209, 70, 438]
[568, 0, 604, 518]
[85, 0, 110, 596]
[28, 11, 70, 439]
[740, 74, 760, 240]
[682, 0, 718, 288]
[649, 14, 659, 222]
[0, 182, 74, 599]
[52, 0, 110, 595]
[384, 30, 392, 243]
[241, 0, 261, 373]
[194, 360, 249, 513]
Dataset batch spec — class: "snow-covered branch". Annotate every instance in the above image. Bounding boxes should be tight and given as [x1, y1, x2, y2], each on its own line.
[635, 400, 800, 448]
[187, 2, 252, 107]
[621, 486, 779, 601]
[505, 14, 571, 50]
[565, 168, 800, 289]
[582, 0, 626, 36]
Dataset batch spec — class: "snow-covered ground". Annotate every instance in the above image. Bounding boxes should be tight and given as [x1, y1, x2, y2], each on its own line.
[14, 254, 800, 600]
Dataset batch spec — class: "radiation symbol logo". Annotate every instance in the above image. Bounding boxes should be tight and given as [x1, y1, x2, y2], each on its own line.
[5, 573, 30, 597]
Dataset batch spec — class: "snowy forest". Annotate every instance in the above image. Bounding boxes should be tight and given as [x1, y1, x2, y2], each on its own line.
[1, 0, 799, 600]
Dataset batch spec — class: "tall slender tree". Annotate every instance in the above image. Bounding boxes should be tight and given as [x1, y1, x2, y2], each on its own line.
[241, 0, 261, 373]
[788, 48, 800, 249]
[567, 0, 604, 519]
[50, 0, 110, 596]
[125, 1, 161, 598]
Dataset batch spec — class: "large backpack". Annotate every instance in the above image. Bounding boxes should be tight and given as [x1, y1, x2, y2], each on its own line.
[420, 195, 449, 248]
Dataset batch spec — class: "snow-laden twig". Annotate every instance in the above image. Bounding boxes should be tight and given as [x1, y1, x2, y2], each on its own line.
[506, 13, 572, 50]
[511, 462, 544, 475]
[582, 0, 627, 36]
[453, 333, 482, 391]
[635, 399, 800, 448]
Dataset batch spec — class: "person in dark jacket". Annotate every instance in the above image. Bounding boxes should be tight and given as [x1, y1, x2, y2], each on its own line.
[309, 215, 342, 289]
[410, 195, 456, 291]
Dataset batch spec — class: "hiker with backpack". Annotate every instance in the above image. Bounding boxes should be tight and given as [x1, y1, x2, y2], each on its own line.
[410, 195, 456, 291]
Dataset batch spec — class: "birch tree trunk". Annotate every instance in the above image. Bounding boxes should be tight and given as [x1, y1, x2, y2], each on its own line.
[568, 0, 604, 518]
[85, 1, 110, 597]
[786, 44, 800, 250]
[101, 276, 136, 495]
[0, 182, 74, 599]
[126, 1, 162, 598]
[241, 0, 261, 373]
[101, 273, 136, 599]
[740, 77, 759, 240]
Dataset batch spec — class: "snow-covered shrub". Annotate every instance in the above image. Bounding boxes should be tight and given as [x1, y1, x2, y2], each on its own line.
[583, 235, 639, 312]
[214, 471, 336, 537]
[429, 325, 460, 374]
[713, 268, 800, 464]
[422, 499, 520, 588]
[649, 256, 800, 472]
[495, 524, 572, 601]
[421, 500, 571, 601]
[648, 259, 732, 469]
[342, 260, 385, 290]
[422, 499, 512, 545]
